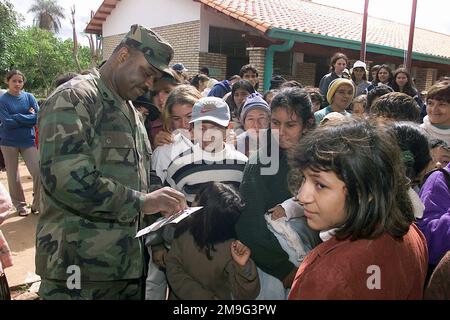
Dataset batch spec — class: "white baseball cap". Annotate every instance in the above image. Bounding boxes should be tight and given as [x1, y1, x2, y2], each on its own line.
[352, 60, 367, 71]
[190, 97, 231, 127]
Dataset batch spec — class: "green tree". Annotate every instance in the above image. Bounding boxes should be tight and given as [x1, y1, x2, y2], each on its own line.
[28, 0, 65, 33]
[9, 27, 91, 96]
[0, 0, 21, 74]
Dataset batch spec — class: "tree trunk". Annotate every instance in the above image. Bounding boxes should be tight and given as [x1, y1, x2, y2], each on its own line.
[86, 10, 101, 68]
[70, 5, 82, 73]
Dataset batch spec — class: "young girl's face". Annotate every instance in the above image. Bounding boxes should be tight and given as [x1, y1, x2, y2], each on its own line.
[352, 102, 365, 116]
[333, 58, 347, 74]
[297, 168, 348, 231]
[7, 74, 24, 95]
[234, 88, 251, 108]
[270, 108, 304, 150]
[395, 72, 408, 89]
[377, 68, 390, 83]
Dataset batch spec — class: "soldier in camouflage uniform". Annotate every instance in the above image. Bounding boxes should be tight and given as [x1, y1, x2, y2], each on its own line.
[35, 25, 186, 300]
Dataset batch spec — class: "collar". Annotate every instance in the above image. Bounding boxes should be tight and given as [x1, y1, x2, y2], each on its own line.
[319, 228, 338, 242]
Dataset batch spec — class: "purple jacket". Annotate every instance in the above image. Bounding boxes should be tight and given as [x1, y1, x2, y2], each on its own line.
[417, 163, 450, 266]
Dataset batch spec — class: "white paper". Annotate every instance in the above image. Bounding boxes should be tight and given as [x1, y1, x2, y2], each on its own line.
[136, 207, 203, 238]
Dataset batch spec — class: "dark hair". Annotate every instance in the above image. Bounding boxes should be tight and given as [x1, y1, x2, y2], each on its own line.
[239, 64, 259, 90]
[269, 75, 287, 90]
[427, 80, 450, 103]
[290, 118, 414, 240]
[369, 65, 381, 82]
[367, 84, 394, 108]
[230, 79, 256, 118]
[429, 138, 448, 149]
[392, 68, 418, 97]
[270, 87, 315, 131]
[229, 75, 241, 82]
[351, 67, 367, 82]
[53, 72, 79, 88]
[329, 52, 348, 72]
[189, 182, 244, 260]
[280, 80, 304, 89]
[5, 70, 26, 83]
[199, 66, 209, 76]
[190, 74, 209, 90]
[239, 64, 258, 78]
[263, 89, 279, 103]
[370, 92, 420, 122]
[304, 87, 325, 110]
[375, 64, 394, 85]
[391, 122, 432, 184]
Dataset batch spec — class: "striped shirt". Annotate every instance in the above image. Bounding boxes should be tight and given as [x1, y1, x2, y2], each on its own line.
[165, 143, 248, 204]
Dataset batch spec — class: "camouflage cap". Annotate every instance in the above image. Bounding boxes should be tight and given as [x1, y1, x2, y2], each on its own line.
[121, 24, 174, 78]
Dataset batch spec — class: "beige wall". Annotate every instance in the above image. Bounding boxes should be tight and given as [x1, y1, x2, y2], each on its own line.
[102, 21, 201, 77]
[280, 62, 317, 87]
[199, 52, 227, 81]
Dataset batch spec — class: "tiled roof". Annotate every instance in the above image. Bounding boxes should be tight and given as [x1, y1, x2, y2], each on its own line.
[85, 0, 450, 60]
[197, 0, 450, 59]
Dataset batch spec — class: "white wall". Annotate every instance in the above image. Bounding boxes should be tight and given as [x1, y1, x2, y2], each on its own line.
[199, 6, 256, 52]
[103, 0, 201, 37]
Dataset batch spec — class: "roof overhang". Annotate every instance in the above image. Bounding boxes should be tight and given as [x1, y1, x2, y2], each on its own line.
[267, 28, 450, 66]
[85, 0, 120, 35]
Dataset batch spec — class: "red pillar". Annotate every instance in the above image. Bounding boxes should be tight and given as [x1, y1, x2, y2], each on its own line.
[360, 0, 369, 61]
[405, 0, 418, 71]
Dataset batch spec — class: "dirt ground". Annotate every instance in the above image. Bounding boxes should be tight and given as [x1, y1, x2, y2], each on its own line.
[0, 162, 41, 293]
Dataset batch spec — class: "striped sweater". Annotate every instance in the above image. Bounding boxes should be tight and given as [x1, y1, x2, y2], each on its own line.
[165, 143, 248, 204]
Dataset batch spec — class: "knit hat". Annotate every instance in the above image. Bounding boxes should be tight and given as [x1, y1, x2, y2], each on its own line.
[239, 93, 271, 124]
[326, 78, 355, 104]
[190, 97, 231, 127]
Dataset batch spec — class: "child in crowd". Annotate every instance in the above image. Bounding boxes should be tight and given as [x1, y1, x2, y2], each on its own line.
[428, 139, 450, 171]
[350, 95, 367, 117]
[288, 118, 428, 299]
[166, 182, 260, 300]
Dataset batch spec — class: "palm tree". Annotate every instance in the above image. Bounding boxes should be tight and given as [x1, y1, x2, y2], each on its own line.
[28, 0, 65, 33]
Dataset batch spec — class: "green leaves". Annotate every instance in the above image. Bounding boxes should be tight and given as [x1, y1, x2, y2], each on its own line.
[7, 27, 92, 96]
[0, 0, 21, 72]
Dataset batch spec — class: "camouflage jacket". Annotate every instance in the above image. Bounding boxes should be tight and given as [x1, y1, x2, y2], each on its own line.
[36, 70, 152, 281]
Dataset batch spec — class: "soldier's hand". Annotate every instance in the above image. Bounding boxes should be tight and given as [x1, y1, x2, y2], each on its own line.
[142, 187, 187, 216]
[153, 131, 173, 148]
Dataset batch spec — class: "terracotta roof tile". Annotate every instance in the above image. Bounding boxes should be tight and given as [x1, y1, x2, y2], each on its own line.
[197, 0, 450, 59]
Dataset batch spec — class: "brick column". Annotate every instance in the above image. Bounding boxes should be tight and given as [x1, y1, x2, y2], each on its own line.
[413, 67, 437, 91]
[247, 47, 266, 93]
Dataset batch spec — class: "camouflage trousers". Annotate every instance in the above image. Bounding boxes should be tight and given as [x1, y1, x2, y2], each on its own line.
[39, 278, 143, 300]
